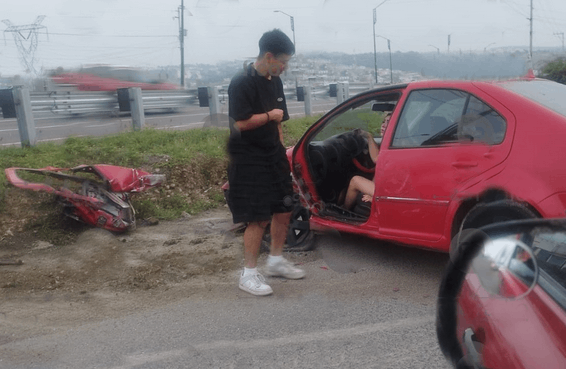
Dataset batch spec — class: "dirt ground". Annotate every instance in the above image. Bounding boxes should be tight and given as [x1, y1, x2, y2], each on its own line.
[0, 203, 317, 346]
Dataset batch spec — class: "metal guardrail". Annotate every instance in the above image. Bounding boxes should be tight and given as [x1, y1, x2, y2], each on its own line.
[11, 82, 374, 120]
[1, 82, 376, 147]
[30, 91, 118, 117]
[26, 89, 203, 117]
[141, 90, 198, 111]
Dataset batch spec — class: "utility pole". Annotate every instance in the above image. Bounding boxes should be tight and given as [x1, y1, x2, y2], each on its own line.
[529, 0, 533, 69]
[2, 16, 48, 75]
[373, 8, 377, 83]
[387, 39, 393, 84]
[554, 32, 565, 53]
[447, 34, 451, 53]
[178, 0, 186, 87]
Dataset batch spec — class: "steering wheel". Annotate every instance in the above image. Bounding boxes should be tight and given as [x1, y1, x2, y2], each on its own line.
[352, 135, 376, 174]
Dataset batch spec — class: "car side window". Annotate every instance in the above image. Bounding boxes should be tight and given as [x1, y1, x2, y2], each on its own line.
[533, 233, 566, 291]
[391, 89, 506, 148]
[312, 100, 385, 141]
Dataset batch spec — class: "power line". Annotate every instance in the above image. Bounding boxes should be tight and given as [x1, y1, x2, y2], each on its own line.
[47, 32, 177, 38]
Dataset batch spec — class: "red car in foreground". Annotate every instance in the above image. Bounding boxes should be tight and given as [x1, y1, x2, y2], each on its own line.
[283, 74, 566, 252]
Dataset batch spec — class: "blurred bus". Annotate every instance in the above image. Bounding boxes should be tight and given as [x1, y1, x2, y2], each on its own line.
[51, 65, 179, 91]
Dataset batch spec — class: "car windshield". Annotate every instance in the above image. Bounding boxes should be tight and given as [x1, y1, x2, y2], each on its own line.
[498, 80, 566, 117]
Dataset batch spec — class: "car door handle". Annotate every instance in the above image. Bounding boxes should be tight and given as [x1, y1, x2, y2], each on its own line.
[463, 328, 485, 369]
[452, 161, 478, 169]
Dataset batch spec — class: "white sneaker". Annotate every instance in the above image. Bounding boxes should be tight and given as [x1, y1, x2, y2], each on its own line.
[265, 258, 306, 279]
[239, 271, 273, 296]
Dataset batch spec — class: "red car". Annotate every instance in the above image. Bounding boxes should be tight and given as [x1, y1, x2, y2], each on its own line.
[436, 218, 566, 368]
[283, 73, 566, 252]
[52, 66, 179, 92]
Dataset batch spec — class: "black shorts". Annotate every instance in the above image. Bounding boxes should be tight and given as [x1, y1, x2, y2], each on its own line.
[227, 158, 295, 224]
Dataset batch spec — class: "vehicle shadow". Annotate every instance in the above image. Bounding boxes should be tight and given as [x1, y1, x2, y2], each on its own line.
[315, 230, 449, 280]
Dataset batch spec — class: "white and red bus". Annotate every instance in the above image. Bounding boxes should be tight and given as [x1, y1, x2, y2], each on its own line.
[51, 65, 179, 91]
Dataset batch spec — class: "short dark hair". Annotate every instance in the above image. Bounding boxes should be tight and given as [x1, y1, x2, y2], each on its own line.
[258, 29, 295, 57]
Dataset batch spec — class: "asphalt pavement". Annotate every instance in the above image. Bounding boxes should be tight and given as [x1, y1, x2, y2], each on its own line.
[0, 232, 452, 369]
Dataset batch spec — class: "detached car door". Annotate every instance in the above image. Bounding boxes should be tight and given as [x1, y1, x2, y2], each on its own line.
[374, 86, 513, 245]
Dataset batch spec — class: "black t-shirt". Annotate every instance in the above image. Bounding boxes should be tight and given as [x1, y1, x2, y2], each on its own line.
[228, 63, 289, 164]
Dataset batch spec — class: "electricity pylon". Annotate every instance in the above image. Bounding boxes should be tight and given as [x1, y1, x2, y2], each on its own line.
[2, 16, 48, 75]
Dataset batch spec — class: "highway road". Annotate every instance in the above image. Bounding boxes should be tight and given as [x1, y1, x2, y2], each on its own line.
[0, 98, 339, 147]
[0, 228, 452, 369]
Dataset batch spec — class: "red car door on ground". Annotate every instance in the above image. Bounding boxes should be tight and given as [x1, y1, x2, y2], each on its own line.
[375, 87, 513, 244]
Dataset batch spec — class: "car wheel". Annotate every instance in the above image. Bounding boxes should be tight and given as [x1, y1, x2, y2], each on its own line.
[461, 200, 537, 229]
[452, 200, 537, 257]
[261, 206, 316, 253]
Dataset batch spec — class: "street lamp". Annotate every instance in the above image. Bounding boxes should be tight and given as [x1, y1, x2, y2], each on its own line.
[372, 0, 388, 84]
[428, 44, 440, 54]
[484, 42, 496, 53]
[274, 10, 297, 89]
[377, 35, 393, 84]
[274, 10, 295, 49]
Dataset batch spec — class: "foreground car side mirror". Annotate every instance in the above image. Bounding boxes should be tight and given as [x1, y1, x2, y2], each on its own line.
[437, 218, 566, 369]
[474, 236, 538, 299]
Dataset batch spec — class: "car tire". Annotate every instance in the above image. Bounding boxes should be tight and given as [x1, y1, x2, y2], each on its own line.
[261, 206, 316, 253]
[451, 200, 537, 257]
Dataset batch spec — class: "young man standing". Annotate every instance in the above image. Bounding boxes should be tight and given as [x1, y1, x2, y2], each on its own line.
[227, 29, 305, 296]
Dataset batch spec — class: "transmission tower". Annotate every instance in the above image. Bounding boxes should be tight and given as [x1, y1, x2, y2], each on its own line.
[2, 16, 48, 75]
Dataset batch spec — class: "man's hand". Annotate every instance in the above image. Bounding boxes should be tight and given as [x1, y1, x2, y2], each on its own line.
[235, 109, 283, 131]
[268, 109, 284, 123]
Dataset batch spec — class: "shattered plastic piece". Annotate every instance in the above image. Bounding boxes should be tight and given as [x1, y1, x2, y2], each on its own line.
[5, 164, 165, 232]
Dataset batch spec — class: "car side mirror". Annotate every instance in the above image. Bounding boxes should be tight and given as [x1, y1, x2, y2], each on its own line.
[437, 218, 566, 368]
[473, 236, 538, 299]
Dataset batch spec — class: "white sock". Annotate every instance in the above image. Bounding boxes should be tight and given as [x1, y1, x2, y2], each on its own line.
[242, 267, 258, 277]
[267, 255, 284, 265]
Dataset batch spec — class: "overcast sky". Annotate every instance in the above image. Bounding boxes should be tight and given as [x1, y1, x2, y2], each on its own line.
[2, 0, 566, 76]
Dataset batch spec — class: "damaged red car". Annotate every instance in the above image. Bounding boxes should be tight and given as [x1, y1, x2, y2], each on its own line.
[5, 164, 165, 232]
[279, 74, 566, 252]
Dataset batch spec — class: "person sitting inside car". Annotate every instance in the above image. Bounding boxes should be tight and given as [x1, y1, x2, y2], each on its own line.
[380, 112, 392, 136]
[340, 128, 380, 210]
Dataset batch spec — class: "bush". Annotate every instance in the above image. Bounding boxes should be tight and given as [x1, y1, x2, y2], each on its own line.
[541, 58, 566, 85]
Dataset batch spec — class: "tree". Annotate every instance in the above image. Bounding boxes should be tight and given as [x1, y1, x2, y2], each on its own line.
[540, 58, 566, 84]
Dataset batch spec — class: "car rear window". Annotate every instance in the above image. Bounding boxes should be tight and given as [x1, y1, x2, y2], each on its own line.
[499, 80, 566, 117]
